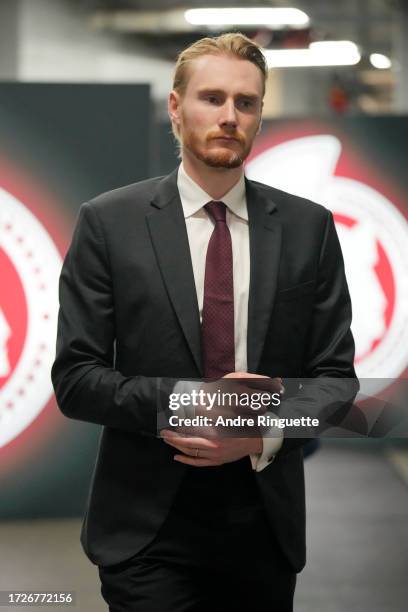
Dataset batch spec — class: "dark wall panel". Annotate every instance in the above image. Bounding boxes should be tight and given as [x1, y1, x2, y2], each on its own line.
[0, 83, 151, 518]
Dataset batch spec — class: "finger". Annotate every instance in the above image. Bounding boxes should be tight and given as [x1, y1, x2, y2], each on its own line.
[160, 429, 179, 438]
[164, 439, 207, 456]
[161, 431, 218, 450]
[162, 435, 216, 450]
[173, 454, 222, 467]
[222, 371, 267, 378]
[165, 441, 220, 461]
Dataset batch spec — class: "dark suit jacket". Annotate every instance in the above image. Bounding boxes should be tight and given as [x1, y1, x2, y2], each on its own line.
[51, 168, 356, 573]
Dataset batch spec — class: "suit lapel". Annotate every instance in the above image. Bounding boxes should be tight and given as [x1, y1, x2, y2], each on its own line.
[145, 171, 281, 377]
[246, 179, 282, 373]
[146, 170, 203, 375]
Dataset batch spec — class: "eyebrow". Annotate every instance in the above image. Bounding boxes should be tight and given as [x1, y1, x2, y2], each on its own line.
[197, 88, 260, 101]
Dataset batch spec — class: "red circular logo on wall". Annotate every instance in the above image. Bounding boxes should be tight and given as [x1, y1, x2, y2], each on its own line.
[0, 178, 64, 449]
[247, 131, 408, 393]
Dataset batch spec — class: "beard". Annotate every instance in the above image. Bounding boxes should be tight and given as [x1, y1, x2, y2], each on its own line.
[181, 125, 253, 169]
[197, 147, 243, 169]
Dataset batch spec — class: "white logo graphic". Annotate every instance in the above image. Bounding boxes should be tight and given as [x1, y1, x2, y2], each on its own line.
[247, 135, 408, 392]
[0, 308, 11, 377]
[0, 187, 62, 448]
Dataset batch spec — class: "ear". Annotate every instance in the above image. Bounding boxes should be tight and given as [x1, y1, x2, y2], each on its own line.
[168, 90, 181, 126]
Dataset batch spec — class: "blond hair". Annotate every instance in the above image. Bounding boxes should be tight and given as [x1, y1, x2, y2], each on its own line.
[171, 32, 267, 142]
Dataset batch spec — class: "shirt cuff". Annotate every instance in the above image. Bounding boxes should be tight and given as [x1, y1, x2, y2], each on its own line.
[250, 422, 284, 472]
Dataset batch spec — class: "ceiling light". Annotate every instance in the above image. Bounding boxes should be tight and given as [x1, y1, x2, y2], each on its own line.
[184, 8, 310, 28]
[263, 41, 361, 68]
[369, 53, 392, 70]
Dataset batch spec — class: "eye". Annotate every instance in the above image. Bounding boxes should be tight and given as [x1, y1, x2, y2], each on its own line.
[238, 98, 254, 110]
[206, 95, 220, 104]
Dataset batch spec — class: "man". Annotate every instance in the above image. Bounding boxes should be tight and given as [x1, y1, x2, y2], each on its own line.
[52, 33, 356, 611]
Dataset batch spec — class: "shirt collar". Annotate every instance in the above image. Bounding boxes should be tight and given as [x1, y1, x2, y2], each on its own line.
[177, 162, 248, 221]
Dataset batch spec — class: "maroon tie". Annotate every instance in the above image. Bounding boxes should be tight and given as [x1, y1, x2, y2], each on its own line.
[202, 201, 235, 378]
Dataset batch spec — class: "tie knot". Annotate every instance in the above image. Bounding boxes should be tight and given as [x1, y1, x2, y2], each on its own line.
[205, 200, 227, 223]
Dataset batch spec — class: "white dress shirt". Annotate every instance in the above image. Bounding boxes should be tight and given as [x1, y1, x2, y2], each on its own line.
[177, 163, 283, 472]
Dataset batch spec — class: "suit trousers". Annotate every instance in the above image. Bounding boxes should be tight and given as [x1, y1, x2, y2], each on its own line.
[98, 461, 297, 612]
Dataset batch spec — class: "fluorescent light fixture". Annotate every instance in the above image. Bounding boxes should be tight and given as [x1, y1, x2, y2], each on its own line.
[263, 41, 361, 68]
[369, 53, 392, 70]
[184, 7, 309, 27]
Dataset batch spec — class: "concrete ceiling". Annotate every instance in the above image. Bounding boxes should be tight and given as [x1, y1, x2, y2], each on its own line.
[73, 0, 403, 63]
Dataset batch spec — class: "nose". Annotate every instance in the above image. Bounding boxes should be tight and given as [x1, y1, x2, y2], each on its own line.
[218, 98, 237, 129]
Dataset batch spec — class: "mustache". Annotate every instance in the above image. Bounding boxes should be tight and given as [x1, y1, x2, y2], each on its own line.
[206, 130, 246, 145]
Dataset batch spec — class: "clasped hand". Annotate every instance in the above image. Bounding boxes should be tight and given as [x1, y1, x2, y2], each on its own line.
[160, 372, 283, 467]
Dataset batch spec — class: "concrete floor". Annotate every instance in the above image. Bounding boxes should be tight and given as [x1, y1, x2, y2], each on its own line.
[296, 444, 408, 612]
[0, 444, 407, 611]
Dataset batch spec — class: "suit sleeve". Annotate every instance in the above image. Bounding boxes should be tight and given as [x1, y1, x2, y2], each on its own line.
[51, 202, 174, 437]
[304, 209, 357, 379]
[278, 209, 359, 456]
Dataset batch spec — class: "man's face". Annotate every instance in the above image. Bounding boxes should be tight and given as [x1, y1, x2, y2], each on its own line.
[170, 54, 264, 169]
